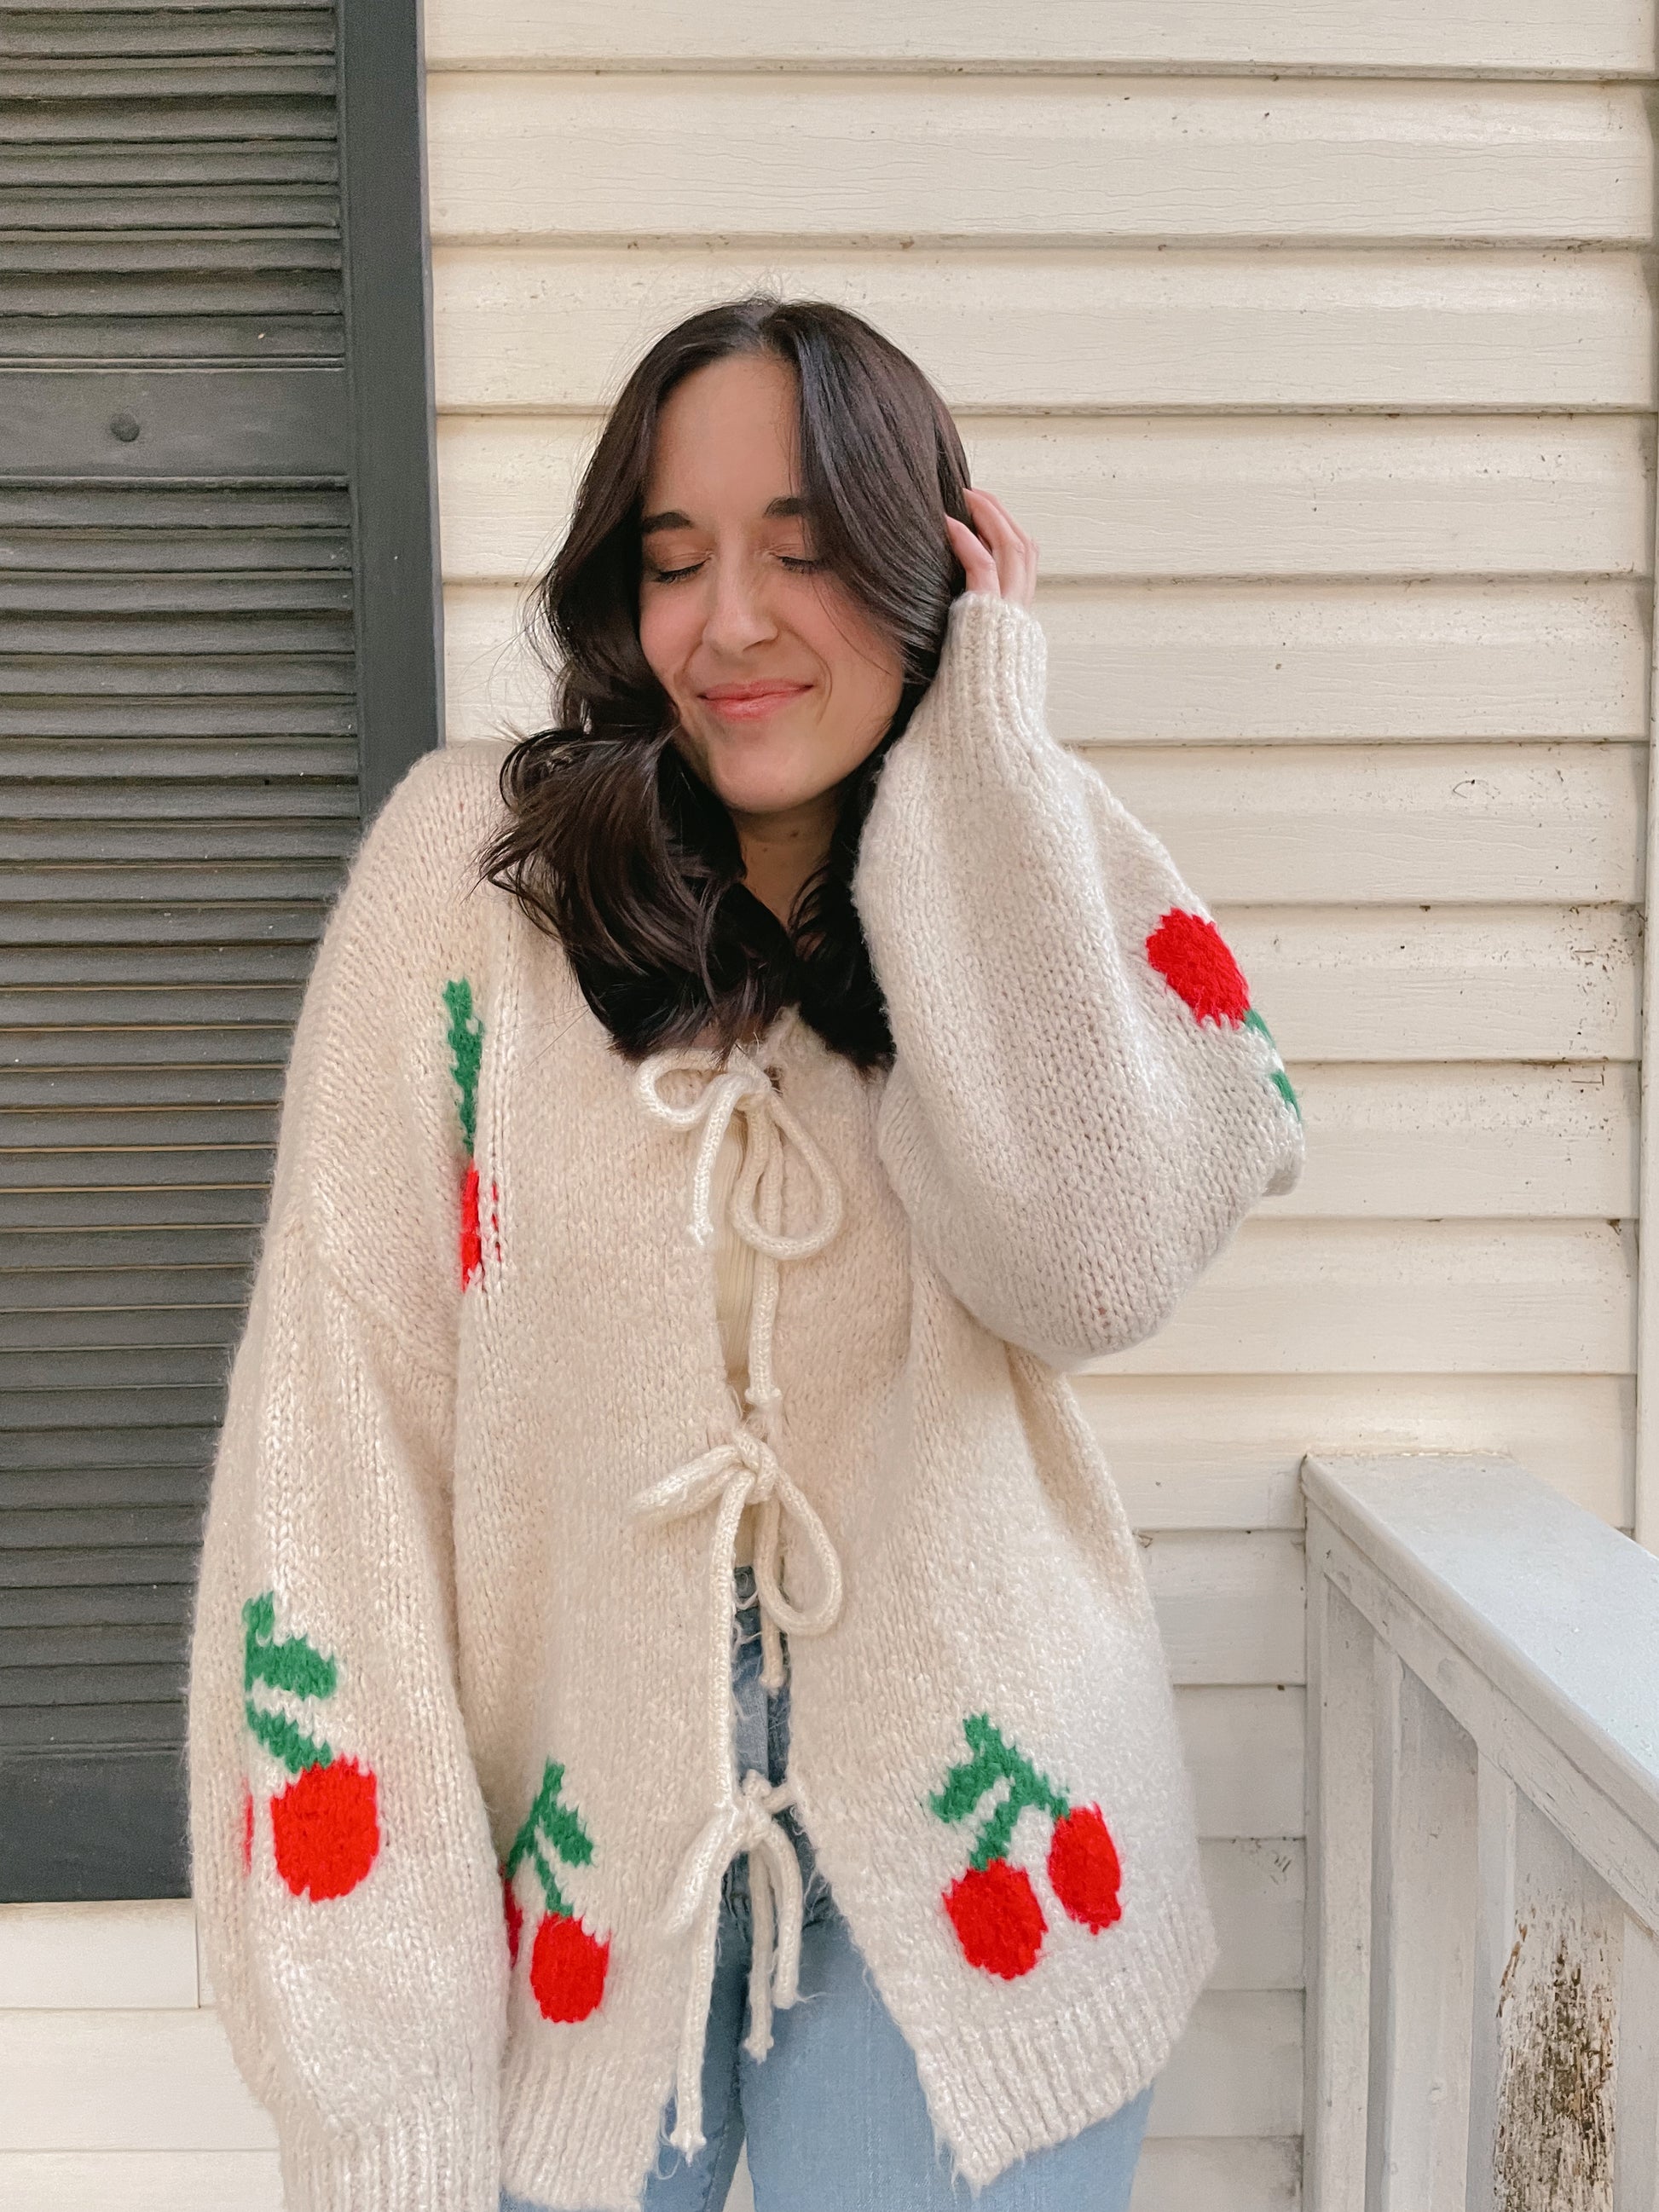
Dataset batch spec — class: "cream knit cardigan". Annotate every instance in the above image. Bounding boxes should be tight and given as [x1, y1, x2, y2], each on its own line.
[187, 593, 1304, 2212]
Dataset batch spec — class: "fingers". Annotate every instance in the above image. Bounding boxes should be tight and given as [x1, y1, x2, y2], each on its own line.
[950, 488, 1039, 609]
[945, 513, 1000, 598]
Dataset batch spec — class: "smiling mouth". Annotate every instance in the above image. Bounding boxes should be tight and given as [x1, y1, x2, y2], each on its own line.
[699, 683, 812, 723]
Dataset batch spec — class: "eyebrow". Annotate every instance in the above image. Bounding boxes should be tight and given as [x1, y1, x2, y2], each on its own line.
[639, 495, 809, 537]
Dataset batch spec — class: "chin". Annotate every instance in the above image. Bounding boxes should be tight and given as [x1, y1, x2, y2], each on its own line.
[715, 771, 835, 818]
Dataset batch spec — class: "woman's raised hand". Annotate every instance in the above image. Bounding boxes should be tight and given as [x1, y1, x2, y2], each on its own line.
[945, 487, 1038, 609]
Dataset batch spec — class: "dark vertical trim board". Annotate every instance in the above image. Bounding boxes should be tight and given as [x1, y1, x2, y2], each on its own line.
[338, 0, 446, 819]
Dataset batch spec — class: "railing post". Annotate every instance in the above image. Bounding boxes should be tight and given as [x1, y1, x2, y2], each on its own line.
[1305, 1522, 1374, 2212]
[1364, 1647, 1478, 2210]
[1616, 1914, 1659, 2210]
[1467, 1753, 1520, 2211]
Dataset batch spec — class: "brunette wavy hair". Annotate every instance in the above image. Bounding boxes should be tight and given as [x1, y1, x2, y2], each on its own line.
[473, 295, 973, 1070]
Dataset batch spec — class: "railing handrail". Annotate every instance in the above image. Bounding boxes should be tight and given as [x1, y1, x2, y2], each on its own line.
[1302, 1451, 1659, 1850]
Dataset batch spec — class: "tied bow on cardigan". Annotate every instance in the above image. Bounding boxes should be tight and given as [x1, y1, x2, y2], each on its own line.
[629, 1008, 844, 2156]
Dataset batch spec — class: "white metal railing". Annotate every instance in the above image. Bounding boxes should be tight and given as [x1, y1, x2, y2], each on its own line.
[1302, 1453, 1659, 2212]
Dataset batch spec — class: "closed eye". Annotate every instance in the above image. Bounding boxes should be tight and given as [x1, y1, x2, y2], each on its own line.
[645, 553, 825, 584]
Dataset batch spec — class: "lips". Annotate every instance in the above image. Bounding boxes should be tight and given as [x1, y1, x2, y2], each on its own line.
[699, 681, 812, 722]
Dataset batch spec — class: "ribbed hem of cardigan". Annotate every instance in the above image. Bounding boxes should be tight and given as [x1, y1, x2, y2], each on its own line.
[277, 2086, 500, 2212]
[916, 1895, 1220, 2191]
[500, 2039, 669, 2212]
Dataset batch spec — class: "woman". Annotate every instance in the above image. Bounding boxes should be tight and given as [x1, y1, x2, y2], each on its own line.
[188, 296, 1304, 2212]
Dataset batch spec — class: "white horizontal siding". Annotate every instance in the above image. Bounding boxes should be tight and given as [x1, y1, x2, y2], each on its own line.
[426, 78, 1653, 245]
[1078, 1375, 1629, 1529]
[425, 0, 1655, 78]
[446, 576, 1648, 745]
[435, 248, 1654, 413]
[441, 413, 1652, 581]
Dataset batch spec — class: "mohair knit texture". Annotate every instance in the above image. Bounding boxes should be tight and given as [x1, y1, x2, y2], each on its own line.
[187, 592, 1304, 2212]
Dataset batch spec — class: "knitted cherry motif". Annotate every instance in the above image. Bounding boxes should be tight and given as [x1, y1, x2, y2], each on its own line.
[930, 1715, 1124, 1978]
[444, 978, 503, 1288]
[242, 1592, 380, 1902]
[504, 1759, 610, 2023]
[1143, 909, 1301, 1123]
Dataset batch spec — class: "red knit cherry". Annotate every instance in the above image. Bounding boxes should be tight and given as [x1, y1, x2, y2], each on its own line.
[1048, 1805, 1123, 1932]
[1144, 908, 1251, 1026]
[530, 1910, 610, 2023]
[460, 1158, 483, 1286]
[270, 1757, 380, 1902]
[944, 1858, 1047, 1979]
[503, 1868, 524, 1965]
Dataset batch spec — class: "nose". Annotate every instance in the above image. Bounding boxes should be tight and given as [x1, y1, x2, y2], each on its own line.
[702, 553, 777, 658]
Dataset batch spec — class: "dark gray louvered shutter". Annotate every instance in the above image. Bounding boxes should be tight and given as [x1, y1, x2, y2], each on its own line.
[1, 0, 441, 1900]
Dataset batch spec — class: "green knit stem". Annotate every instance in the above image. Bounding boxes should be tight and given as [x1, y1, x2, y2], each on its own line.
[443, 978, 483, 1158]
[506, 1760, 594, 1915]
[243, 1591, 337, 1701]
[1244, 1008, 1302, 1123]
[930, 1714, 1068, 1870]
[246, 1697, 332, 1777]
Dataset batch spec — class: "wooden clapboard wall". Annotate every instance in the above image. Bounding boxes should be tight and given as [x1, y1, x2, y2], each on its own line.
[421, 6, 1655, 2212]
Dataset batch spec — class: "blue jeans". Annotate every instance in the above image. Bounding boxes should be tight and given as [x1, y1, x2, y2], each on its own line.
[506, 1564, 1156, 2211]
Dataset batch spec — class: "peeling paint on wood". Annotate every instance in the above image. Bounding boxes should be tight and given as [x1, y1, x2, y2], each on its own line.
[1494, 1912, 1616, 2211]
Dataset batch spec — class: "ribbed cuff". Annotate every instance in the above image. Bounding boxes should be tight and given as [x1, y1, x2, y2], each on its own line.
[278, 2084, 499, 2212]
[937, 592, 1050, 773]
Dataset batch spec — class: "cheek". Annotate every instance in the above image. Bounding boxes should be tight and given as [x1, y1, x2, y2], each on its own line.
[798, 597, 904, 736]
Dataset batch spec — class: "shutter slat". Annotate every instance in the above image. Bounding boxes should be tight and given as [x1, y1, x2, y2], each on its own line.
[0, 1065, 286, 1104]
[3, 648, 353, 689]
[9, 784, 356, 820]
[1, 1476, 210, 1514]
[0, 1627, 188, 1671]
[1, 1345, 239, 1388]
[0, 235, 338, 272]
[0, 735, 356, 774]
[0, 1703, 186, 1747]
[2, 1308, 250, 1355]
[2, 1028, 294, 1068]
[2, 1101, 275, 1142]
[2, 915, 328, 953]
[0, 314, 341, 356]
[0, 528, 351, 571]
[1, 856, 347, 895]
[0, 188, 337, 228]
[3, 1147, 276, 1190]
[1, 1262, 256, 1307]
[1, 10, 334, 62]
[0, 699, 356, 735]
[1, 1203, 269, 1239]
[3, 1429, 217, 1475]
[0, 573, 353, 610]
[0, 1663, 185, 1705]
[3, 608, 351, 646]
[0, 141, 337, 186]
[1, 1506, 208, 1550]
[2, 81, 338, 123]
[6, 1225, 264, 1267]
[0, 481, 349, 528]
[0, 1542, 204, 1585]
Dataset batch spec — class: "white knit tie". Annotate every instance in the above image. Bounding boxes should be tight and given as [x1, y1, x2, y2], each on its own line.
[629, 1008, 845, 2157]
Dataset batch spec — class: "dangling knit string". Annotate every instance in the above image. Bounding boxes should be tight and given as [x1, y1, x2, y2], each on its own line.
[628, 1010, 844, 2156]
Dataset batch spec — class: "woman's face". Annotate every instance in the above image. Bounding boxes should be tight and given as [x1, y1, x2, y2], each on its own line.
[637, 352, 905, 824]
